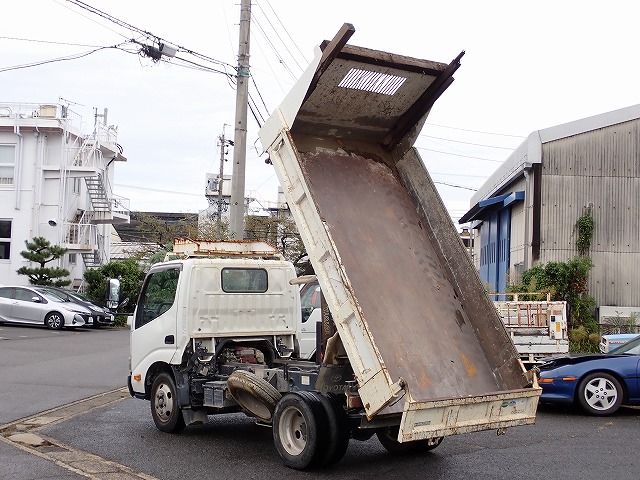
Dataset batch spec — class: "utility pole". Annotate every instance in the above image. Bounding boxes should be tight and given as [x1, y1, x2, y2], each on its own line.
[229, 0, 251, 239]
[216, 125, 232, 238]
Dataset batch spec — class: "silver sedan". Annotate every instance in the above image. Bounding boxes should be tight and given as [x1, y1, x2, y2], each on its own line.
[0, 285, 90, 329]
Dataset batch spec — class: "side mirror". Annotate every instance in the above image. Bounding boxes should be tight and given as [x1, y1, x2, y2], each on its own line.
[107, 278, 120, 310]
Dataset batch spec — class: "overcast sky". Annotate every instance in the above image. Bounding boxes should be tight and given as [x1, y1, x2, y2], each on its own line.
[3, 1, 640, 224]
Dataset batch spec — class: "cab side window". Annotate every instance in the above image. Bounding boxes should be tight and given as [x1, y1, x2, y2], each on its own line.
[300, 282, 322, 323]
[135, 268, 180, 329]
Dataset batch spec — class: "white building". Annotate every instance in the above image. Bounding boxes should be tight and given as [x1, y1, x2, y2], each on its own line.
[0, 102, 129, 288]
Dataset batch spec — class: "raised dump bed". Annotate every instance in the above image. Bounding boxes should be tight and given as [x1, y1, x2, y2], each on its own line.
[260, 24, 540, 442]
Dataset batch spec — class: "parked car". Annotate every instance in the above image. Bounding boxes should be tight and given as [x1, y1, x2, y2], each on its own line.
[539, 335, 640, 415]
[0, 285, 90, 329]
[600, 333, 639, 353]
[36, 286, 114, 328]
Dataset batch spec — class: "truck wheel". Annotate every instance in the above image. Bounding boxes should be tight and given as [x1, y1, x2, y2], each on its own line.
[577, 372, 623, 415]
[151, 373, 185, 433]
[227, 370, 282, 423]
[313, 392, 350, 466]
[272, 392, 330, 469]
[377, 426, 443, 454]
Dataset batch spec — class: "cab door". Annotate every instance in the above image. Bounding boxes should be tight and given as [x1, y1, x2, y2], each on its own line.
[130, 265, 181, 391]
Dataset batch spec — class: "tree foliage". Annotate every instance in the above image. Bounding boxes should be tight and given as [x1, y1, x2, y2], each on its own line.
[509, 256, 598, 352]
[16, 236, 71, 286]
[245, 215, 308, 274]
[83, 258, 146, 313]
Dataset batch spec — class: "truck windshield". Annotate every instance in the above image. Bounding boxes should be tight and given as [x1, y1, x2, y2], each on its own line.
[135, 267, 180, 328]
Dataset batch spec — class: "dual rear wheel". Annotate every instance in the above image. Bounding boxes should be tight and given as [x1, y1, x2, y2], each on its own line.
[273, 391, 349, 469]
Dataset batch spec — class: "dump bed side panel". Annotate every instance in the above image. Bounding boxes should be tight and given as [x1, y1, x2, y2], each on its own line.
[396, 149, 527, 386]
[300, 146, 509, 400]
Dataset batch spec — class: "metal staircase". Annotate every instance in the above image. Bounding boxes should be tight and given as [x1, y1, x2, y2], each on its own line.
[85, 173, 111, 211]
[62, 136, 129, 270]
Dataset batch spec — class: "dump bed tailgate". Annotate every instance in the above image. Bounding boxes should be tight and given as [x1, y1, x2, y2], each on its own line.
[259, 25, 540, 440]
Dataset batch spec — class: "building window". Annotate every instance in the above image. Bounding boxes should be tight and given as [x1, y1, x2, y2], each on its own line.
[0, 145, 15, 185]
[68, 253, 77, 265]
[0, 220, 11, 259]
[73, 177, 81, 194]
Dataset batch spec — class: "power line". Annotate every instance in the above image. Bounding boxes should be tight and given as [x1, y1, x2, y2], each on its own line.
[115, 184, 203, 197]
[254, 3, 304, 73]
[415, 146, 504, 163]
[264, 0, 308, 63]
[53, 0, 131, 40]
[0, 35, 106, 49]
[426, 122, 526, 138]
[420, 134, 518, 150]
[63, 0, 234, 70]
[430, 171, 489, 179]
[251, 14, 298, 81]
[0, 43, 131, 73]
[433, 181, 477, 191]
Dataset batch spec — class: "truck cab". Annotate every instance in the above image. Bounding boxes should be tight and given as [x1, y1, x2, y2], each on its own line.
[128, 240, 301, 427]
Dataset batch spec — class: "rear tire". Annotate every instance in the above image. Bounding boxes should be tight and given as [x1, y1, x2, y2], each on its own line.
[314, 393, 350, 466]
[227, 370, 282, 423]
[577, 372, 623, 415]
[377, 426, 443, 454]
[272, 392, 330, 470]
[45, 312, 64, 330]
[150, 373, 185, 433]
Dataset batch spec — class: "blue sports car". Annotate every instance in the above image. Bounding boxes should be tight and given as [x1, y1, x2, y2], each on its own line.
[538, 334, 640, 415]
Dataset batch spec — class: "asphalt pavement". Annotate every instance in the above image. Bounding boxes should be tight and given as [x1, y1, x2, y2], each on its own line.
[2, 324, 640, 479]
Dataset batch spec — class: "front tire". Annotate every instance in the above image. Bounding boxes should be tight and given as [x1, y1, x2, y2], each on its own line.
[151, 373, 186, 433]
[272, 392, 330, 470]
[577, 372, 623, 415]
[377, 426, 443, 454]
[45, 312, 64, 330]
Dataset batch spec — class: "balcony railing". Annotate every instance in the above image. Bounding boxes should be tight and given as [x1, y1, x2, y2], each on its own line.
[0, 102, 82, 131]
[63, 222, 98, 248]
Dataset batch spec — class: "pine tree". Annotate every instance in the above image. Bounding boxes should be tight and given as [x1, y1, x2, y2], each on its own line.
[16, 236, 71, 286]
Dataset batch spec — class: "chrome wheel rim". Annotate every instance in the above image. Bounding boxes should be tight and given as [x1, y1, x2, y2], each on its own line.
[584, 377, 618, 411]
[47, 314, 62, 329]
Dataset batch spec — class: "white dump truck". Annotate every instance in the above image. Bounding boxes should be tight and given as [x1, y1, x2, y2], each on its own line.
[128, 24, 541, 470]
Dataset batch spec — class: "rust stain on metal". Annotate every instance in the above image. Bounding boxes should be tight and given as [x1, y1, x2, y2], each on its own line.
[419, 371, 432, 389]
[461, 353, 477, 378]
[302, 150, 502, 401]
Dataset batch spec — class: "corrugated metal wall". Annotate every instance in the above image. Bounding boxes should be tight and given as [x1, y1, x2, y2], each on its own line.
[539, 120, 640, 306]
